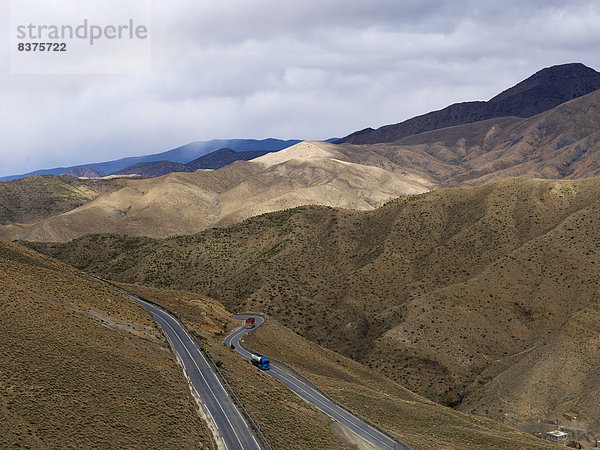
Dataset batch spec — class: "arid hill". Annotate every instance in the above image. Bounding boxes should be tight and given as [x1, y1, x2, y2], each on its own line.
[0, 141, 431, 242]
[0, 175, 118, 225]
[338, 62, 600, 144]
[0, 237, 554, 449]
[243, 317, 556, 449]
[29, 176, 600, 432]
[0, 240, 214, 448]
[143, 278, 555, 449]
[4, 89, 600, 243]
[341, 88, 600, 186]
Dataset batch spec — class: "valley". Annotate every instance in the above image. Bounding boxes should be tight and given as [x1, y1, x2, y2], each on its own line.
[3, 61, 600, 448]
[113, 282, 553, 449]
[3, 86, 600, 244]
[27, 175, 600, 434]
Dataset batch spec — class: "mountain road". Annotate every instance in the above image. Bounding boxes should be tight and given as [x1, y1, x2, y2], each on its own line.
[224, 314, 410, 450]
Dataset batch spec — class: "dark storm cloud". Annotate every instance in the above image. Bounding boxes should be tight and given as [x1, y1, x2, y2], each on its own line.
[1, 0, 599, 175]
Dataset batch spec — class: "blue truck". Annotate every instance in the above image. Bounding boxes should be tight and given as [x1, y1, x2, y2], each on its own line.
[250, 353, 270, 370]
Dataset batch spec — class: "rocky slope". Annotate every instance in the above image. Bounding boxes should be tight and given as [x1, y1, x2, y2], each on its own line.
[0, 240, 213, 448]
[29, 176, 600, 431]
[0, 141, 431, 242]
[338, 63, 600, 144]
[341, 88, 600, 186]
[0, 175, 118, 225]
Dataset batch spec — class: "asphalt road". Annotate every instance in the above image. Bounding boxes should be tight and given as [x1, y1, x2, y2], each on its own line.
[133, 297, 261, 450]
[225, 314, 410, 450]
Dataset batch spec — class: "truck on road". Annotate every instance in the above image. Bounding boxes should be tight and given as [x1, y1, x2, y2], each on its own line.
[250, 353, 270, 370]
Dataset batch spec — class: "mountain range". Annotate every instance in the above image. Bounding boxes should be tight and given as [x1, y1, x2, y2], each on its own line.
[29, 175, 600, 431]
[8, 64, 599, 183]
[112, 148, 273, 177]
[337, 62, 600, 144]
[3, 84, 600, 242]
[0, 141, 432, 242]
[4, 61, 600, 445]
[0, 138, 301, 181]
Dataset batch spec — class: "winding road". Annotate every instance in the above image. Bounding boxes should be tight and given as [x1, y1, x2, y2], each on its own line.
[133, 297, 261, 450]
[224, 314, 410, 450]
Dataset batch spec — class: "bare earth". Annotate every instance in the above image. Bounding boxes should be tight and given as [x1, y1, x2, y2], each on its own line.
[3, 90, 600, 243]
[26, 176, 600, 437]
[0, 240, 214, 448]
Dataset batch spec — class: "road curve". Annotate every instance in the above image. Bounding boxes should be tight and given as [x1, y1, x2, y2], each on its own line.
[133, 297, 261, 450]
[225, 314, 410, 450]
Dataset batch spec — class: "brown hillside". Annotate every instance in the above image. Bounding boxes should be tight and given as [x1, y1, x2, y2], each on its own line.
[338, 62, 600, 144]
[114, 283, 360, 449]
[245, 318, 557, 449]
[0, 240, 213, 448]
[0, 141, 431, 242]
[4, 91, 600, 243]
[118, 282, 556, 449]
[346, 89, 600, 187]
[28, 176, 600, 432]
[0, 175, 117, 225]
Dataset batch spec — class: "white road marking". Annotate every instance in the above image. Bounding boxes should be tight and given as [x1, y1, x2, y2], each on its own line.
[148, 305, 249, 450]
[229, 314, 398, 449]
[158, 318, 226, 450]
[270, 367, 393, 449]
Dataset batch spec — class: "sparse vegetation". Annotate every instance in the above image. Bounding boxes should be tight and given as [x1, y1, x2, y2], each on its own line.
[244, 318, 557, 449]
[0, 241, 214, 448]
[115, 282, 355, 449]
[0, 175, 118, 225]
[27, 176, 600, 430]
[117, 283, 556, 449]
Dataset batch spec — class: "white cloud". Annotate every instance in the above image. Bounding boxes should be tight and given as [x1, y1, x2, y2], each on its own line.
[1, 0, 599, 175]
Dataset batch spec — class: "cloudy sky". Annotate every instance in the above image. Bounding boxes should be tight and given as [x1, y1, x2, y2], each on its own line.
[1, 0, 599, 176]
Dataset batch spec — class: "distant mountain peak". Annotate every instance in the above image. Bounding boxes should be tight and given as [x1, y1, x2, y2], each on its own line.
[490, 62, 600, 103]
[337, 62, 600, 145]
[1, 138, 302, 182]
